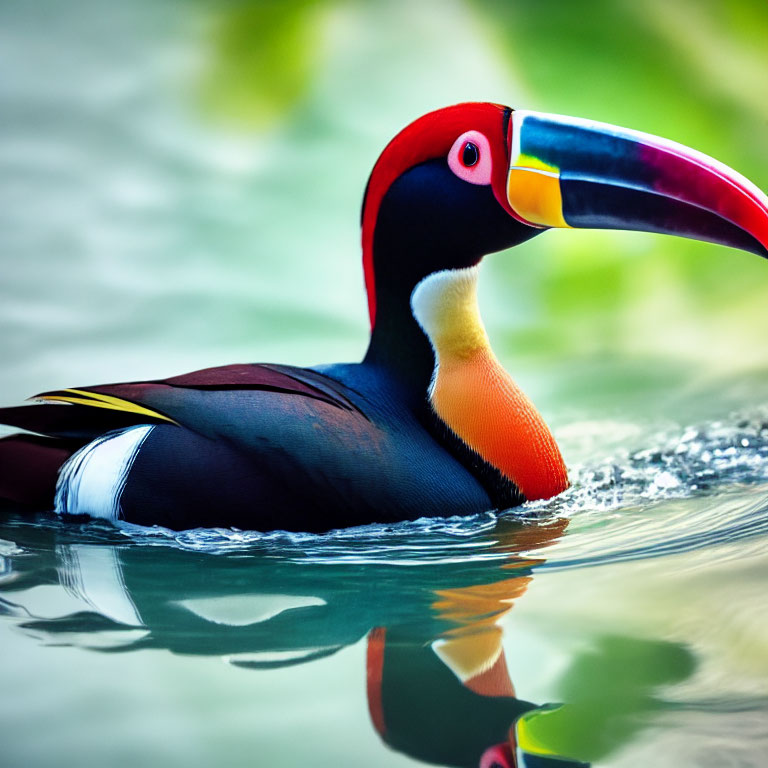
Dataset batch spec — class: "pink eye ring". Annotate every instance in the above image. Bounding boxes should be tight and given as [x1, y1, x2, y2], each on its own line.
[448, 130, 493, 185]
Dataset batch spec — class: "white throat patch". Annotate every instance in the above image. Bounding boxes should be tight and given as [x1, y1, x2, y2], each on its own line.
[411, 266, 490, 363]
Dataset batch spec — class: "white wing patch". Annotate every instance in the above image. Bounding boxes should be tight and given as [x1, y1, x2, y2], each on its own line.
[55, 425, 153, 520]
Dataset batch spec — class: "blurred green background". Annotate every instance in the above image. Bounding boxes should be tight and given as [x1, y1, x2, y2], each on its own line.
[1, 0, 767, 430]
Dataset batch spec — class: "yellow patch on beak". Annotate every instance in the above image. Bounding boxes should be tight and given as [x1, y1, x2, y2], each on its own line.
[507, 166, 570, 229]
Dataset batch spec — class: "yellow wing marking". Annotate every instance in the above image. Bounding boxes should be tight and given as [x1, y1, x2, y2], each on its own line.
[34, 389, 178, 424]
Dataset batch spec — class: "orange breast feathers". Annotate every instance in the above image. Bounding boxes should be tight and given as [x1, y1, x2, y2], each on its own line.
[411, 267, 568, 501]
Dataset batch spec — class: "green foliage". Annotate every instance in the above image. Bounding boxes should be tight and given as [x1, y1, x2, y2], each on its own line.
[467, 0, 768, 368]
[201, 0, 326, 127]
[198, 0, 768, 372]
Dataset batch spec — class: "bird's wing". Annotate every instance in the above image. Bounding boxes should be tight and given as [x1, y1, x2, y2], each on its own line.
[0, 363, 363, 441]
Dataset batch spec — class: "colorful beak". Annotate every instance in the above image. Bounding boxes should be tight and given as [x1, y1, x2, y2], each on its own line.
[506, 110, 768, 258]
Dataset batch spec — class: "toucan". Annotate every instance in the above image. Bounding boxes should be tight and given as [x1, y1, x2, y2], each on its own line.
[1, 103, 766, 531]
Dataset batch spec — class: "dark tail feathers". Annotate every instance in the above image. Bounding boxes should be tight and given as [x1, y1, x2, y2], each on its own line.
[0, 434, 74, 508]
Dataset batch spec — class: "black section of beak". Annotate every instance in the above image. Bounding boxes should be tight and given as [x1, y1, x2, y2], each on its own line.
[561, 179, 768, 258]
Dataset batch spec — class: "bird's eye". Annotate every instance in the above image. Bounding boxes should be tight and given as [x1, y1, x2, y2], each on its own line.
[448, 131, 492, 185]
[462, 142, 479, 167]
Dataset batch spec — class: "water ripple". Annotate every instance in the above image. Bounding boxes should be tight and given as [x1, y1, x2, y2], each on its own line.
[2, 411, 765, 577]
[81, 409, 768, 572]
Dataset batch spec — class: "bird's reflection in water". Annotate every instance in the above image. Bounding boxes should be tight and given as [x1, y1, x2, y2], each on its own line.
[0, 515, 694, 767]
